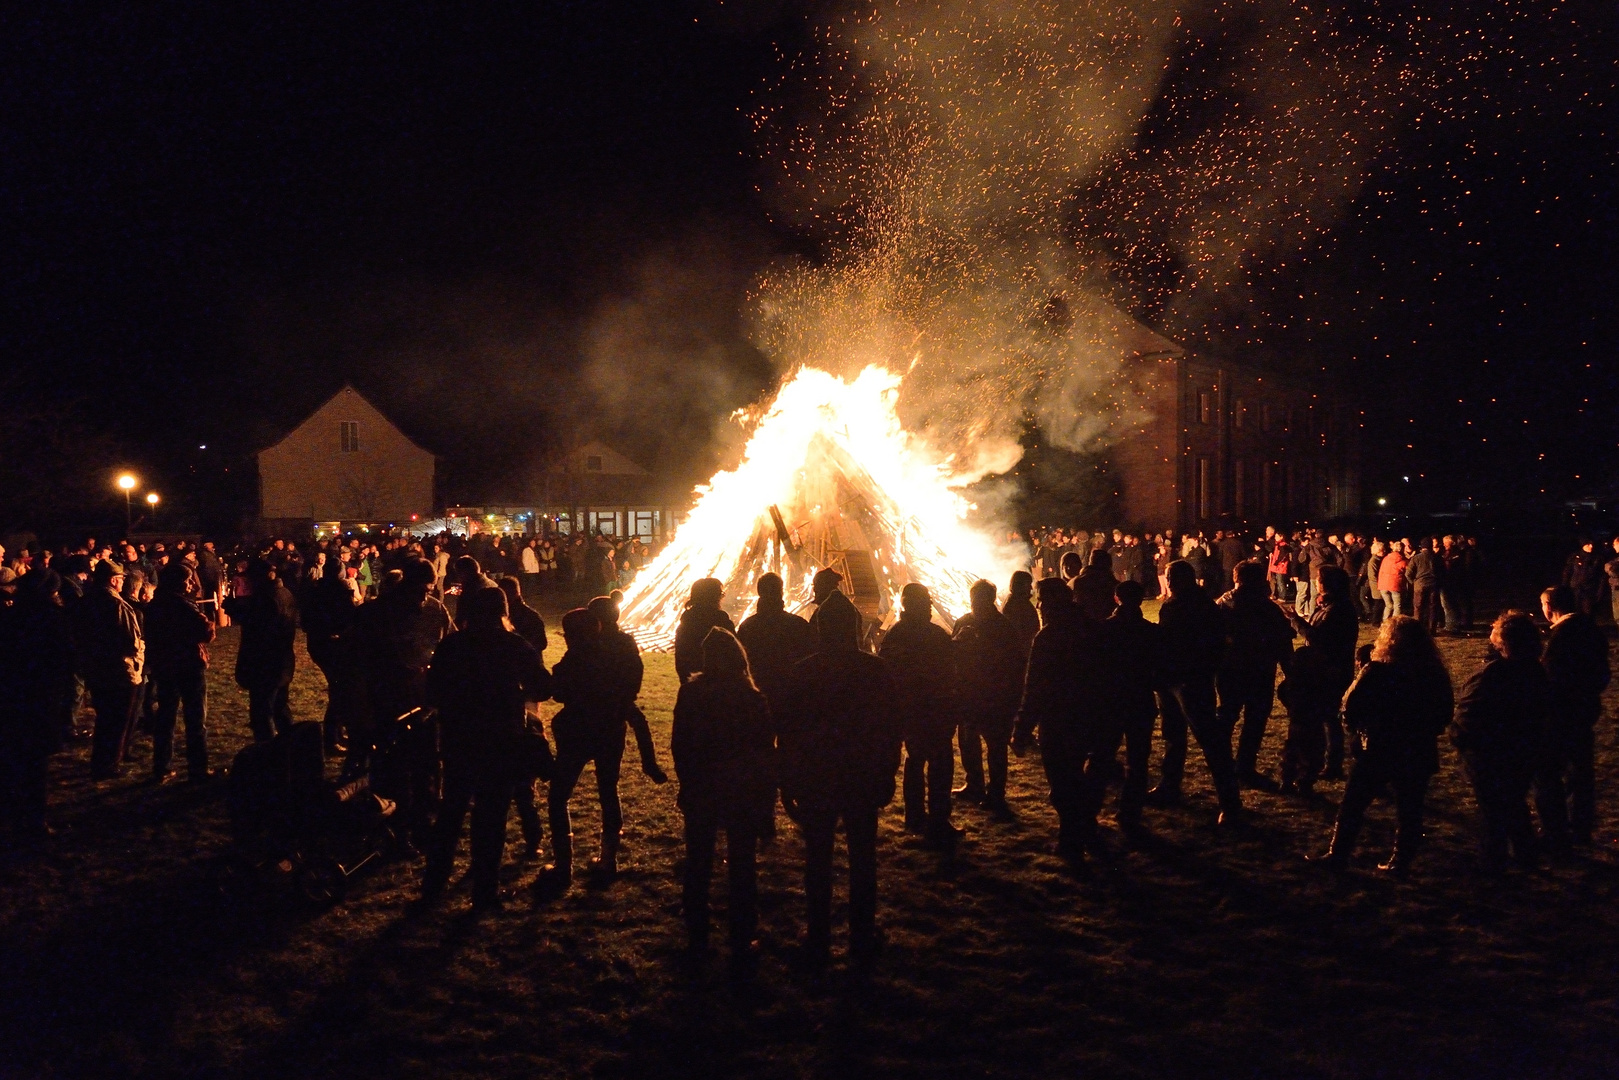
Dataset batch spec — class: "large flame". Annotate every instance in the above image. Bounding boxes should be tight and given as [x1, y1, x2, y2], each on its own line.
[619, 365, 1026, 649]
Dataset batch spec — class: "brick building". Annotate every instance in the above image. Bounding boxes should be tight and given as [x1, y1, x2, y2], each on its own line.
[257, 385, 436, 534]
[1108, 352, 1362, 532]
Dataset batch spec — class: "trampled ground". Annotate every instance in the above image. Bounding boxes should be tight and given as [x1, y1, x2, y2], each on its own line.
[4, 612, 1619, 1079]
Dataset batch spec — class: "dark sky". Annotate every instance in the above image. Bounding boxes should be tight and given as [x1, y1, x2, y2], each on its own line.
[2, 1, 1615, 530]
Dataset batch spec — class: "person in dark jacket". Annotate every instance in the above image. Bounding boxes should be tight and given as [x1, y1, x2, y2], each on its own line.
[1313, 617, 1453, 874]
[735, 572, 816, 720]
[499, 575, 550, 859]
[1216, 559, 1294, 791]
[301, 563, 359, 754]
[224, 559, 298, 743]
[952, 579, 1026, 814]
[881, 582, 962, 848]
[1562, 540, 1604, 617]
[1150, 561, 1244, 822]
[808, 567, 863, 650]
[424, 586, 551, 912]
[1280, 565, 1360, 791]
[449, 555, 500, 630]
[1405, 538, 1444, 635]
[144, 561, 216, 783]
[1001, 570, 1040, 656]
[1013, 578, 1114, 859]
[1535, 585, 1611, 849]
[588, 594, 667, 786]
[1099, 580, 1165, 833]
[671, 627, 775, 969]
[1451, 610, 1550, 869]
[347, 558, 453, 775]
[776, 592, 900, 973]
[1071, 549, 1116, 624]
[0, 571, 76, 837]
[540, 609, 629, 891]
[80, 561, 146, 779]
[674, 578, 736, 684]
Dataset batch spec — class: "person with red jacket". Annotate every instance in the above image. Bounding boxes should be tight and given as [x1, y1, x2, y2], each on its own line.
[1377, 541, 1409, 620]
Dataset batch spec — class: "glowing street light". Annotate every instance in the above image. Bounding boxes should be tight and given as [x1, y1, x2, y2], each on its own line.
[146, 491, 161, 527]
[116, 473, 138, 531]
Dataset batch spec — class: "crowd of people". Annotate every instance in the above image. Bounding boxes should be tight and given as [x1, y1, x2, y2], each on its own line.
[1022, 526, 1491, 632]
[0, 524, 1613, 981]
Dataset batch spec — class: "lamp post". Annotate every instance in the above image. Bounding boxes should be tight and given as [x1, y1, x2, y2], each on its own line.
[146, 491, 160, 528]
[117, 473, 138, 533]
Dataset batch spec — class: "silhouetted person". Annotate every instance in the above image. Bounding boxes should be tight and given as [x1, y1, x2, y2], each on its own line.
[1535, 585, 1610, 849]
[1280, 565, 1359, 791]
[1562, 539, 1604, 616]
[1100, 580, 1165, 833]
[541, 609, 628, 891]
[1001, 570, 1039, 656]
[777, 591, 899, 974]
[881, 582, 961, 848]
[301, 561, 359, 754]
[675, 577, 735, 684]
[1013, 578, 1110, 862]
[1150, 560, 1243, 823]
[1071, 549, 1116, 624]
[498, 575, 550, 858]
[735, 572, 816, 717]
[588, 594, 667, 785]
[0, 571, 75, 837]
[1215, 559, 1293, 791]
[1451, 611, 1550, 870]
[424, 586, 551, 913]
[1313, 617, 1453, 875]
[144, 561, 215, 783]
[808, 567, 862, 650]
[450, 555, 499, 630]
[952, 579, 1024, 814]
[80, 561, 145, 779]
[225, 559, 298, 743]
[672, 627, 774, 971]
[349, 558, 452, 773]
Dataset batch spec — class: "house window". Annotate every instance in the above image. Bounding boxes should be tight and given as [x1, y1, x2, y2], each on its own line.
[589, 510, 617, 536]
[1197, 391, 1213, 425]
[586, 455, 603, 472]
[339, 421, 360, 453]
[632, 511, 658, 538]
[1261, 403, 1274, 432]
[1234, 459, 1248, 517]
[1234, 398, 1247, 430]
[1196, 456, 1212, 520]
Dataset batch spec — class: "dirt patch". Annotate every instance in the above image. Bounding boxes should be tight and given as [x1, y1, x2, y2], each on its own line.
[3, 623, 1619, 1079]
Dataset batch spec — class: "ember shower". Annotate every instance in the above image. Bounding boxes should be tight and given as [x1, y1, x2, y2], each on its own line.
[620, 0, 1409, 642]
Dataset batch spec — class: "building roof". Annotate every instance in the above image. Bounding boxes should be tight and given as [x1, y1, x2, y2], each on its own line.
[259, 384, 437, 458]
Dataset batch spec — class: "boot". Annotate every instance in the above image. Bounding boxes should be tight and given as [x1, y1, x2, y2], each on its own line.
[1306, 824, 1351, 868]
[1376, 848, 1411, 877]
[536, 834, 573, 895]
[588, 835, 619, 883]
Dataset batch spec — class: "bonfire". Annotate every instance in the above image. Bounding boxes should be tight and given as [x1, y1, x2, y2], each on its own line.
[618, 365, 1023, 650]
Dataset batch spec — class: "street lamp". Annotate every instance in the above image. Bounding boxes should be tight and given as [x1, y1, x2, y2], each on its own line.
[117, 473, 138, 532]
[146, 491, 160, 527]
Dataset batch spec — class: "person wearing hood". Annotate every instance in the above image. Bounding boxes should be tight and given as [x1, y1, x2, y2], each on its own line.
[1000, 570, 1039, 657]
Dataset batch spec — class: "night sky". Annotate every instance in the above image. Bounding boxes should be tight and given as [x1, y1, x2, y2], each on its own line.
[2, 1, 1614, 533]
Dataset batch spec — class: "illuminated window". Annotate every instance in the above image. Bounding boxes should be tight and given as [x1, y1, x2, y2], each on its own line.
[1197, 391, 1213, 425]
[1196, 456, 1212, 520]
[1234, 398, 1247, 429]
[1261, 403, 1274, 432]
[339, 421, 359, 453]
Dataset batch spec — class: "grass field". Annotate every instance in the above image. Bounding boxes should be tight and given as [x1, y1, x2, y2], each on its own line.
[4, 609, 1619, 1079]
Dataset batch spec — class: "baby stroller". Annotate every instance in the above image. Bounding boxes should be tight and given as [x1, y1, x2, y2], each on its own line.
[223, 720, 403, 906]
